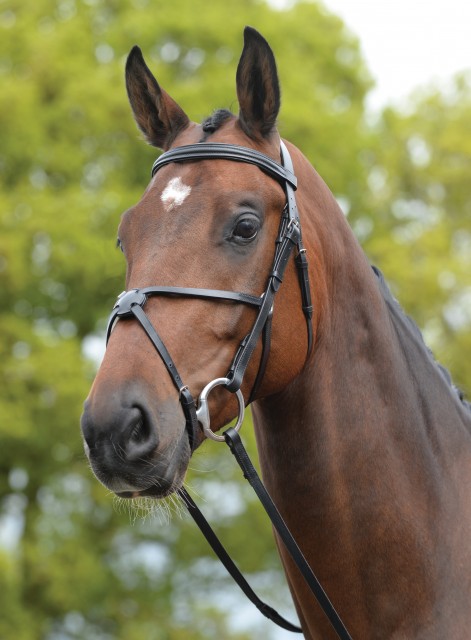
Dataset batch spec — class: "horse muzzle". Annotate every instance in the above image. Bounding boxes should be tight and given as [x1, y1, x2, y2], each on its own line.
[80, 390, 191, 499]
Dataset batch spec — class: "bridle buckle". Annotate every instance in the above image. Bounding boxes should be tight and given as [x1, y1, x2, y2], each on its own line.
[114, 289, 147, 317]
[195, 377, 245, 442]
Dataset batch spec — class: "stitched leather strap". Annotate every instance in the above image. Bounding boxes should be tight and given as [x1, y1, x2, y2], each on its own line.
[223, 428, 353, 640]
[130, 305, 200, 450]
[247, 306, 273, 404]
[104, 284, 267, 451]
[140, 286, 263, 308]
[152, 143, 297, 190]
[106, 295, 199, 451]
[280, 141, 314, 355]
[225, 217, 300, 392]
[178, 487, 302, 633]
[224, 142, 312, 391]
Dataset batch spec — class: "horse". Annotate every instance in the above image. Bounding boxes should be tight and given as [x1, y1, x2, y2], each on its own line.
[81, 27, 471, 639]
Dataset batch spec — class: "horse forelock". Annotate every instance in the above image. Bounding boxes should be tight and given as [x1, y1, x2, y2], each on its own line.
[200, 109, 235, 141]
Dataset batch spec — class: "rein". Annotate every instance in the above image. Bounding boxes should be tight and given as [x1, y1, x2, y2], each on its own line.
[106, 141, 352, 639]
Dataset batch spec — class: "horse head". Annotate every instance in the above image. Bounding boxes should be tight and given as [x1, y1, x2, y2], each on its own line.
[80, 28, 313, 499]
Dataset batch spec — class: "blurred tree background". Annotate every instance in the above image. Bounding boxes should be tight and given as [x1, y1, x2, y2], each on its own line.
[0, 0, 469, 638]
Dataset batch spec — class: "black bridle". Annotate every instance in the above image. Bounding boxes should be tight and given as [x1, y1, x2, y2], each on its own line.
[106, 141, 313, 449]
[105, 141, 352, 639]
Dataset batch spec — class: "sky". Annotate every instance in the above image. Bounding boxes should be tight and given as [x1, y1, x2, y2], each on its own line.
[316, 0, 471, 109]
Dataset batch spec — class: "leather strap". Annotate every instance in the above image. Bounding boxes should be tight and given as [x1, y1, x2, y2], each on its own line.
[140, 286, 263, 308]
[280, 141, 314, 355]
[130, 304, 185, 392]
[247, 305, 273, 404]
[152, 143, 297, 190]
[225, 142, 313, 393]
[104, 283, 267, 451]
[106, 293, 200, 451]
[295, 249, 313, 355]
[178, 487, 302, 633]
[225, 215, 301, 392]
[130, 304, 200, 450]
[223, 428, 353, 640]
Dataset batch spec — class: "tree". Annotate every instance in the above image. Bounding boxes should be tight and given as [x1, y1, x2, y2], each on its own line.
[359, 74, 471, 395]
[0, 0, 469, 638]
[0, 1, 371, 637]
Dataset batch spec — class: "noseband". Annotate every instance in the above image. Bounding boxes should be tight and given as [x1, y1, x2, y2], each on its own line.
[106, 140, 313, 450]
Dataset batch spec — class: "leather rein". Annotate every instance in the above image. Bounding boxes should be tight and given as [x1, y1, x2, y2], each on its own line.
[105, 141, 352, 639]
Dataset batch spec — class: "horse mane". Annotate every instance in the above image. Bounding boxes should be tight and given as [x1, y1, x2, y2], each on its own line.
[372, 266, 470, 413]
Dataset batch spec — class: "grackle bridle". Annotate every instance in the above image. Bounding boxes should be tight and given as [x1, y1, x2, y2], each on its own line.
[105, 141, 352, 640]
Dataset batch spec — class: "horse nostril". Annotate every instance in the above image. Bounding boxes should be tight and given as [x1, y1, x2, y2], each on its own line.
[125, 409, 157, 461]
[130, 416, 146, 444]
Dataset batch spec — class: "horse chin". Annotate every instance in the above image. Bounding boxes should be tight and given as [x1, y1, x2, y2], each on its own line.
[84, 428, 191, 501]
[114, 480, 184, 500]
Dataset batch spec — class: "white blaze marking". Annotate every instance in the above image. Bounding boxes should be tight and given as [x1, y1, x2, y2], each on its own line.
[160, 177, 191, 211]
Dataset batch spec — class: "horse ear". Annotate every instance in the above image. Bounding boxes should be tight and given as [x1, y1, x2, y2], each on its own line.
[236, 27, 280, 140]
[125, 46, 190, 150]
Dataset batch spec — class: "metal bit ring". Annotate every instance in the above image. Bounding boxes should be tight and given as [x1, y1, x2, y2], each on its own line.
[196, 377, 245, 442]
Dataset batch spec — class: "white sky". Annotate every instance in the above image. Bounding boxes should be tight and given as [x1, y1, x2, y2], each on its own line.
[321, 0, 471, 109]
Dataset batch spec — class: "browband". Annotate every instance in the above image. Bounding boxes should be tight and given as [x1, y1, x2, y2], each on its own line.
[151, 143, 298, 190]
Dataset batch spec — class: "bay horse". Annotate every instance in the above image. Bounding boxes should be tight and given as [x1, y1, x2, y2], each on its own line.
[81, 27, 471, 639]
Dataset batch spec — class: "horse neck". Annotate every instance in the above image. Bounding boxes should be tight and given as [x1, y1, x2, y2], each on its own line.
[253, 150, 470, 495]
[251, 156, 471, 635]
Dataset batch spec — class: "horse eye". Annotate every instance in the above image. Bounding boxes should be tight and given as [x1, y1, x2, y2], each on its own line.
[116, 238, 124, 253]
[232, 217, 260, 242]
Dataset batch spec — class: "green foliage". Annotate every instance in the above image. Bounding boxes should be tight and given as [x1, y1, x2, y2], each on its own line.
[0, 0, 469, 638]
[360, 75, 471, 393]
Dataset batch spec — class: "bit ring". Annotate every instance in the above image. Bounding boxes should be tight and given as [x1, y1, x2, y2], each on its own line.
[196, 377, 245, 442]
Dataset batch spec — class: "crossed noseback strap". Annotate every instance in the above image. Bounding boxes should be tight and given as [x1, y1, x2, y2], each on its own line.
[106, 287, 263, 451]
[106, 140, 313, 448]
